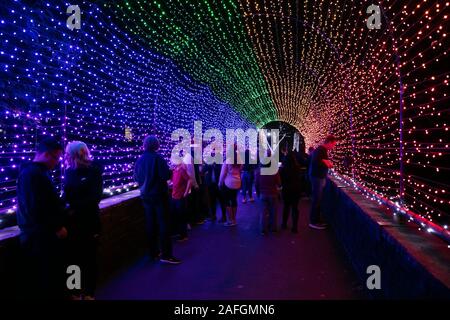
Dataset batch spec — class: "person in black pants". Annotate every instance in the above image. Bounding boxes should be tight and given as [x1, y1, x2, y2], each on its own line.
[309, 135, 337, 230]
[203, 162, 226, 222]
[241, 149, 256, 203]
[280, 151, 303, 233]
[63, 141, 103, 300]
[134, 135, 181, 265]
[198, 161, 210, 223]
[170, 157, 192, 242]
[305, 147, 315, 196]
[16, 137, 68, 299]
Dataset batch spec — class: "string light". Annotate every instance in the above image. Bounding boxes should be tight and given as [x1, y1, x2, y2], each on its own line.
[0, 0, 448, 235]
[0, 0, 252, 213]
[237, 0, 449, 231]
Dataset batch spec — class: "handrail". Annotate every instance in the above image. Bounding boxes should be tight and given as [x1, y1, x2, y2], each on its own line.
[331, 172, 450, 244]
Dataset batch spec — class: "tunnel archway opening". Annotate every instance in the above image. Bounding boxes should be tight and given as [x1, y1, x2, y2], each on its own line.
[261, 120, 305, 155]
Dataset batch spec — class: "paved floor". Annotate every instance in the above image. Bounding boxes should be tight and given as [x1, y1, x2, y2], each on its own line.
[97, 194, 364, 299]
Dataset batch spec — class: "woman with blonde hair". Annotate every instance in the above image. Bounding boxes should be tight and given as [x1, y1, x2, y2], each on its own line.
[63, 141, 103, 300]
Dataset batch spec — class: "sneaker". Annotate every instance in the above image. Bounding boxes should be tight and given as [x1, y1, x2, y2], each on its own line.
[224, 221, 233, 227]
[83, 295, 95, 301]
[242, 198, 247, 204]
[160, 257, 182, 265]
[196, 220, 205, 225]
[309, 223, 327, 230]
[187, 224, 192, 230]
[249, 197, 254, 202]
[177, 236, 188, 242]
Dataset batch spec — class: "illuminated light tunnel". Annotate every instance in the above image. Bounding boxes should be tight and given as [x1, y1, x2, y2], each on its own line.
[0, 0, 449, 300]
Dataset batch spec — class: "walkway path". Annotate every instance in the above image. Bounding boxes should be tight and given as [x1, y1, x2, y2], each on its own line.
[98, 195, 364, 299]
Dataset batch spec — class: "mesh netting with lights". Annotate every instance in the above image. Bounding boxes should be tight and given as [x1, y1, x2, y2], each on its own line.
[0, 1, 449, 232]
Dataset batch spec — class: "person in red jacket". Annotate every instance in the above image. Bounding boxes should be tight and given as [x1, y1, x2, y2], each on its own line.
[171, 158, 192, 242]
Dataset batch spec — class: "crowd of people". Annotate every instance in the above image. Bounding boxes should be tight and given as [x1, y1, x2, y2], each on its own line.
[15, 133, 337, 300]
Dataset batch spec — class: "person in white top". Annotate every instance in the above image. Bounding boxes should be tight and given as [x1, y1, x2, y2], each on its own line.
[219, 148, 243, 226]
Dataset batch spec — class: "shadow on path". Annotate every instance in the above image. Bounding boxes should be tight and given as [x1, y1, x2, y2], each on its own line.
[98, 194, 364, 300]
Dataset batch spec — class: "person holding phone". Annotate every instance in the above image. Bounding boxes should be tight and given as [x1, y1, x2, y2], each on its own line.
[16, 137, 67, 299]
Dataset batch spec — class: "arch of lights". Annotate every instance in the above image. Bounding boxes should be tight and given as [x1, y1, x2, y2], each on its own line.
[0, 0, 448, 238]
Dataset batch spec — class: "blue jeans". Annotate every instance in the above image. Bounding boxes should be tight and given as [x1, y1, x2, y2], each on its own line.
[261, 195, 278, 232]
[309, 176, 326, 224]
[142, 195, 173, 258]
[241, 171, 254, 198]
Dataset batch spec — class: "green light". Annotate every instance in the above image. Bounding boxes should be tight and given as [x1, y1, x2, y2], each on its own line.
[108, 0, 277, 126]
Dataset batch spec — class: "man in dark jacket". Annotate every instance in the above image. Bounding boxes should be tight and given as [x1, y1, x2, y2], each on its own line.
[308, 135, 337, 230]
[16, 137, 67, 299]
[134, 135, 181, 265]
